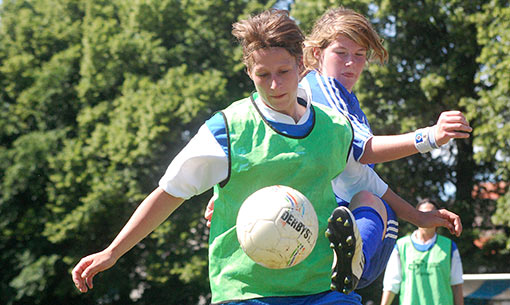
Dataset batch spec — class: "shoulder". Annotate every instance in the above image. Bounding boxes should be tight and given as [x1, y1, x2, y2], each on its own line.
[451, 240, 459, 252]
[396, 235, 412, 247]
[437, 234, 456, 250]
[222, 95, 252, 115]
[437, 234, 453, 244]
[205, 112, 226, 136]
[312, 101, 350, 125]
[215, 95, 255, 132]
[399, 234, 412, 241]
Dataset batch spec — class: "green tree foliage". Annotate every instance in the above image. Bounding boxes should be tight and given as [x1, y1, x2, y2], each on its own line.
[367, 0, 510, 277]
[0, 0, 274, 304]
[465, 0, 510, 255]
[1, 0, 509, 304]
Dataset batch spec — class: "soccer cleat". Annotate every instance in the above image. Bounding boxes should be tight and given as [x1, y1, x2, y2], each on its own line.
[326, 206, 364, 295]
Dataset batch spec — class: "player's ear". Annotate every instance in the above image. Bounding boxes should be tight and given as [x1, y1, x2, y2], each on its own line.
[246, 67, 254, 80]
[312, 47, 322, 60]
[312, 47, 325, 72]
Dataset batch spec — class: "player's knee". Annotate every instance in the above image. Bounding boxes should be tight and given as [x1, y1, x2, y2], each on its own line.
[350, 190, 388, 240]
[350, 191, 387, 220]
[350, 191, 379, 209]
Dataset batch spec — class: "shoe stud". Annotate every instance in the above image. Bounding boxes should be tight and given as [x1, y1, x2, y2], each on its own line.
[325, 229, 331, 238]
[344, 276, 351, 284]
[346, 235, 353, 246]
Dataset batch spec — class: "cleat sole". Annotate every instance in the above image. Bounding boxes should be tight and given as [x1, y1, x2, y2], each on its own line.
[327, 206, 360, 295]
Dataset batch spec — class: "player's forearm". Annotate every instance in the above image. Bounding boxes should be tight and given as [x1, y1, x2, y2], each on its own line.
[360, 134, 417, 164]
[452, 284, 465, 305]
[381, 188, 421, 225]
[106, 187, 185, 260]
[380, 290, 396, 305]
[360, 111, 472, 165]
[382, 188, 460, 233]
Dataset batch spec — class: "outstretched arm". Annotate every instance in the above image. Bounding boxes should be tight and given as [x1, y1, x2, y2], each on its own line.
[72, 187, 185, 292]
[382, 188, 462, 236]
[360, 110, 472, 164]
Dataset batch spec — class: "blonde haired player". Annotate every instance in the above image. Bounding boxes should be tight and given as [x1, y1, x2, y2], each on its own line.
[300, 6, 469, 295]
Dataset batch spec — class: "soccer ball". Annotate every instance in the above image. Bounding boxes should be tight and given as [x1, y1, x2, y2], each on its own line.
[236, 185, 319, 269]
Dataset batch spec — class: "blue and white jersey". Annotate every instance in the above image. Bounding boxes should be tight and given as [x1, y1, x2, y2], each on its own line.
[158, 88, 387, 202]
[301, 70, 373, 163]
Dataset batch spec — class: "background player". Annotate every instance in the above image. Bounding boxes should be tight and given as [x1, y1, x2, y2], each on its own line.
[380, 199, 464, 305]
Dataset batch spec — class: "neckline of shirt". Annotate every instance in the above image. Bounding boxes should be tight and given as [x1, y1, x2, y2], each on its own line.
[253, 87, 311, 125]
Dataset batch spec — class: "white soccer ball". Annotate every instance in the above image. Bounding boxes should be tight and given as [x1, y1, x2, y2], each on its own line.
[236, 185, 319, 269]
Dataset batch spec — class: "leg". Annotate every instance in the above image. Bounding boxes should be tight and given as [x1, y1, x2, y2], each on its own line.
[326, 191, 390, 294]
[354, 194, 399, 289]
[326, 206, 363, 294]
[349, 190, 387, 239]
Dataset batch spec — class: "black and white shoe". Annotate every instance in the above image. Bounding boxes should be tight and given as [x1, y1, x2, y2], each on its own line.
[325, 206, 364, 295]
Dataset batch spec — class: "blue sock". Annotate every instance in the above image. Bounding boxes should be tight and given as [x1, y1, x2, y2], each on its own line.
[351, 206, 384, 278]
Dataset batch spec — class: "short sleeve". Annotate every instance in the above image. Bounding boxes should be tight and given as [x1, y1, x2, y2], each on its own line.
[158, 124, 228, 199]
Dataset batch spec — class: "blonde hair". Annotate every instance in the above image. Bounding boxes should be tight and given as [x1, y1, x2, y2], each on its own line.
[303, 7, 388, 72]
[232, 9, 304, 72]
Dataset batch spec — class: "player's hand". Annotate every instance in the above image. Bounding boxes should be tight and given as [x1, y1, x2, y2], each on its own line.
[204, 195, 215, 228]
[72, 250, 118, 293]
[419, 208, 462, 237]
[434, 110, 472, 146]
[436, 208, 462, 237]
